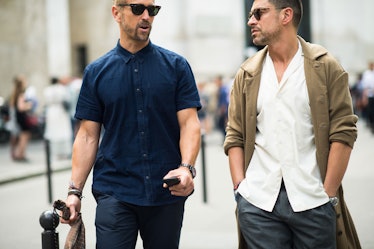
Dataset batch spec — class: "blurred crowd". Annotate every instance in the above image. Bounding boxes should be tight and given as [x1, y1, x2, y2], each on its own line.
[0, 75, 82, 162]
[2, 61, 371, 163]
[197, 75, 233, 141]
[350, 61, 374, 133]
[0, 73, 234, 163]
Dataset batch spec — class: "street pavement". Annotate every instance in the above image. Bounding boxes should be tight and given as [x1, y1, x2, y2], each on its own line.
[0, 122, 373, 249]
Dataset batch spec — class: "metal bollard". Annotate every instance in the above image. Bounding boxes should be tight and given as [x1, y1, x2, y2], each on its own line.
[40, 210, 60, 249]
[201, 133, 208, 203]
[45, 139, 53, 203]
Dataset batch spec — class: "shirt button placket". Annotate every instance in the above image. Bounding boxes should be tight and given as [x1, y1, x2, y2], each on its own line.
[134, 62, 146, 150]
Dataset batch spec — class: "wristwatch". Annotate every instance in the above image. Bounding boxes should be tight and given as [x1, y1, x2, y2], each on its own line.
[329, 196, 339, 207]
[179, 163, 196, 178]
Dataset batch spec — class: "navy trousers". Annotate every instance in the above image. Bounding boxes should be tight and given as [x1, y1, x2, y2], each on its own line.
[95, 194, 185, 249]
[237, 183, 336, 249]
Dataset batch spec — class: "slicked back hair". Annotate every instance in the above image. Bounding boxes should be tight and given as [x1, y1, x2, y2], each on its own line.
[268, 0, 303, 28]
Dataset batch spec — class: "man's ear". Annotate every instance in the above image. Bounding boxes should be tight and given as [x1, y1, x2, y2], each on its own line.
[112, 5, 121, 22]
[281, 7, 293, 25]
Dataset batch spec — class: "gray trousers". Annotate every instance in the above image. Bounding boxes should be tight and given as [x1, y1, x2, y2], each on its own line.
[237, 183, 336, 249]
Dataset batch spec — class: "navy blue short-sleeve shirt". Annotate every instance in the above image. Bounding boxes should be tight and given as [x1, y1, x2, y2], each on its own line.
[75, 41, 201, 206]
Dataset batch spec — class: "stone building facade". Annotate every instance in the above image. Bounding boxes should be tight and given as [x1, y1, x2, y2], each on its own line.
[0, 0, 373, 112]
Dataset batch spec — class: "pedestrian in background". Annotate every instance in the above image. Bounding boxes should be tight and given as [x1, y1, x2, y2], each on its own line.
[197, 81, 212, 134]
[43, 77, 72, 160]
[9, 75, 35, 162]
[361, 61, 374, 133]
[61, 1, 201, 249]
[215, 75, 229, 140]
[65, 76, 82, 142]
[350, 72, 365, 118]
[5, 95, 20, 160]
[223, 0, 361, 248]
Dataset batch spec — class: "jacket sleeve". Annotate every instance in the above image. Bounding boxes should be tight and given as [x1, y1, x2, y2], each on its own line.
[224, 68, 246, 155]
[325, 55, 358, 148]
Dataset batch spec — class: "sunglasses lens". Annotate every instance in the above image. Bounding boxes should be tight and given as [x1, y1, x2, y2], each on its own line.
[128, 4, 160, 16]
[254, 10, 261, 20]
[249, 9, 267, 21]
[131, 4, 146, 15]
[147, 6, 161, 16]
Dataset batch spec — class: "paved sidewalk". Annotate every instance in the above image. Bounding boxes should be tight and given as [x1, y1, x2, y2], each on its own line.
[0, 124, 373, 248]
[0, 139, 71, 185]
[0, 131, 238, 249]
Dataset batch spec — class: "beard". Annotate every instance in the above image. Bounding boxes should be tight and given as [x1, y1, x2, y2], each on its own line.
[123, 22, 152, 42]
[252, 25, 281, 46]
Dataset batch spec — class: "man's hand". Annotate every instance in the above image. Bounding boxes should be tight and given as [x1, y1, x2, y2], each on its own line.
[60, 195, 81, 225]
[163, 167, 194, 196]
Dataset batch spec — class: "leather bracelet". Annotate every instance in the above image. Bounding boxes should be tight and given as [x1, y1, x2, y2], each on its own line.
[68, 189, 83, 200]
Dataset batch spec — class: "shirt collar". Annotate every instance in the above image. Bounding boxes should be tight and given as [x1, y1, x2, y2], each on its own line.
[115, 40, 153, 64]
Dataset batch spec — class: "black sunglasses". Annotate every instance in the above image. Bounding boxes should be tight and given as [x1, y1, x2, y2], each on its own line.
[248, 8, 271, 21]
[118, 3, 161, 17]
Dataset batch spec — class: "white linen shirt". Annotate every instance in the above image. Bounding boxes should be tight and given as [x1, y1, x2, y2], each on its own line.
[238, 44, 329, 212]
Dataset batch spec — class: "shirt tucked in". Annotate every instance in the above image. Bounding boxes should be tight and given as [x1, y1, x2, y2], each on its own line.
[238, 44, 329, 212]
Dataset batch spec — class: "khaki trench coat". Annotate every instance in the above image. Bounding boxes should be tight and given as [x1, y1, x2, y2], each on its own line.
[224, 37, 361, 249]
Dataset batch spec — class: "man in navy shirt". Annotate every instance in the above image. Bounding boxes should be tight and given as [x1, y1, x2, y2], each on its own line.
[61, 1, 201, 248]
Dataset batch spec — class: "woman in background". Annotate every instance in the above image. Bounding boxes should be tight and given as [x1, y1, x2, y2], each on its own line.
[9, 75, 33, 162]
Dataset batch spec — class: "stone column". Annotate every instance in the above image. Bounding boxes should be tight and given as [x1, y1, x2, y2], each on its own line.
[46, 0, 71, 77]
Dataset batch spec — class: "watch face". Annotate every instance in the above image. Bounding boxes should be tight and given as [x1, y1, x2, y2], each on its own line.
[329, 197, 339, 206]
[190, 166, 196, 178]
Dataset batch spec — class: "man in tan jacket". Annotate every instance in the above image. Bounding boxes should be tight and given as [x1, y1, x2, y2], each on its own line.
[224, 0, 360, 248]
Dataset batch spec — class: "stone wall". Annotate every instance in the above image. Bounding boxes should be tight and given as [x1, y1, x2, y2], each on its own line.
[1, 0, 373, 108]
[0, 0, 48, 109]
[311, 0, 374, 84]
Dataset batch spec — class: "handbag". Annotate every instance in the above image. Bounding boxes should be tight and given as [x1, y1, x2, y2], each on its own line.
[25, 113, 38, 127]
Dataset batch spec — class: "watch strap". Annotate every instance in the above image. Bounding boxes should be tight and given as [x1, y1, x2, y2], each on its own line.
[179, 163, 196, 178]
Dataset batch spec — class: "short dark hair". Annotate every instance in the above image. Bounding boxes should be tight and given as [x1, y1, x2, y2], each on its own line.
[269, 0, 303, 28]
